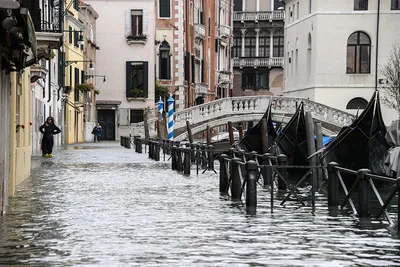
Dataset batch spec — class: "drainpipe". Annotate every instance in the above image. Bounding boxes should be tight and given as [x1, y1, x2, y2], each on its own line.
[375, 0, 380, 91]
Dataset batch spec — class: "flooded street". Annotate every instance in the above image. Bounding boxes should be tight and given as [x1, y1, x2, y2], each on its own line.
[1, 142, 400, 266]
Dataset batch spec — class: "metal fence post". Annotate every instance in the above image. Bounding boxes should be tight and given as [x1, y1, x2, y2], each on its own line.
[358, 169, 371, 218]
[328, 162, 339, 207]
[219, 154, 229, 194]
[262, 153, 272, 187]
[246, 160, 258, 210]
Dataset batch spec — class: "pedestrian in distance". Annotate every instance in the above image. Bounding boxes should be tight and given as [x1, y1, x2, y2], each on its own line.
[39, 116, 61, 158]
[92, 123, 102, 142]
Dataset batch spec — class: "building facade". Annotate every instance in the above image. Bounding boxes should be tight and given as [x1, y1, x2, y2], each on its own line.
[86, 0, 156, 140]
[79, 2, 99, 142]
[23, 0, 64, 155]
[64, 0, 86, 144]
[155, 0, 233, 111]
[0, 2, 38, 213]
[283, 0, 400, 124]
[232, 0, 285, 97]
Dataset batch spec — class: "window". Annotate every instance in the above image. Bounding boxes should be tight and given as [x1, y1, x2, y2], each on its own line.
[74, 30, 79, 47]
[392, 0, 400, 9]
[242, 71, 269, 90]
[232, 36, 242, 58]
[309, 0, 312, 14]
[131, 10, 143, 36]
[126, 61, 149, 98]
[307, 33, 312, 75]
[73, 0, 79, 10]
[69, 26, 72, 44]
[159, 0, 171, 18]
[81, 70, 85, 84]
[273, 31, 284, 57]
[346, 31, 371, 74]
[244, 32, 256, 57]
[159, 41, 171, 80]
[74, 67, 80, 102]
[130, 109, 144, 123]
[346, 98, 368, 109]
[354, 0, 368, 10]
[234, 0, 242, 11]
[274, 0, 283, 10]
[259, 31, 270, 58]
[297, 2, 299, 19]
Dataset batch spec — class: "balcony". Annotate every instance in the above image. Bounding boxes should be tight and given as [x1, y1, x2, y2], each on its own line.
[219, 71, 231, 83]
[194, 24, 205, 40]
[219, 25, 231, 38]
[233, 57, 284, 68]
[195, 83, 209, 95]
[233, 11, 284, 22]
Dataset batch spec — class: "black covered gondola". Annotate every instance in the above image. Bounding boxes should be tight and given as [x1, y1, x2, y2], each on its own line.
[320, 91, 390, 177]
[276, 102, 309, 166]
[237, 103, 278, 154]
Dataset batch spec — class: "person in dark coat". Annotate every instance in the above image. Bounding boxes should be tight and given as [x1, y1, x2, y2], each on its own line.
[39, 117, 61, 158]
[92, 123, 102, 142]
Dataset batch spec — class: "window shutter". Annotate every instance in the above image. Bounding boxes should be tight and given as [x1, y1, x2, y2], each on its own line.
[143, 62, 149, 98]
[125, 10, 132, 36]
[81, 70, 85, 84]
[126, 61, 131, 97]
[184, 52, 190, 82]
[201, 59, 205, 82]
[191, 55, 195, 84]
[69, 66, 72, 86]
[119, 108, 130, 126]
[142, 9, 148, 36]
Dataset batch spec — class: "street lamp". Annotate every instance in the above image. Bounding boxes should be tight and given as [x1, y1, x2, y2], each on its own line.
[84, 74, 106, 84]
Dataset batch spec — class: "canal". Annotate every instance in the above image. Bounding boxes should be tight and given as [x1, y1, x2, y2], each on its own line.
[1, 142, 400, 266]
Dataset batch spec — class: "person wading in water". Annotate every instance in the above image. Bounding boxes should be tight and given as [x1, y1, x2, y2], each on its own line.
[39, 117, 61, 158]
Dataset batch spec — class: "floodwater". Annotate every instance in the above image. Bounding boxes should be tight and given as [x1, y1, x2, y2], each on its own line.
[1, 142, 400, 266]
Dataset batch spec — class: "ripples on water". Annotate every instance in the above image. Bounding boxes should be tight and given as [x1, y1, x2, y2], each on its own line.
[1, 143, 400, 266]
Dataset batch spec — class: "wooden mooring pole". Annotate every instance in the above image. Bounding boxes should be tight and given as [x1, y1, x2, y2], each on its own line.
[228, 121, 235, 146]
[186, 120, 193, 144]
[305, 111, 317, 208]
[238, 122, 244, 139]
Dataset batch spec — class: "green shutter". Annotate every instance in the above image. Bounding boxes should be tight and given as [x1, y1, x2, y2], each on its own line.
[143, 61, 149, 98]
[126, 61, 131, 97]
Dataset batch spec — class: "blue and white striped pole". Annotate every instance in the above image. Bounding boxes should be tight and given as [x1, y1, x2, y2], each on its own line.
[157, 97, 164, 120]
[167, 96, 174, 140]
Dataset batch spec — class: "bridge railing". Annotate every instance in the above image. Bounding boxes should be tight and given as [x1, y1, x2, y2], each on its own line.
[131, 96, 355, 138]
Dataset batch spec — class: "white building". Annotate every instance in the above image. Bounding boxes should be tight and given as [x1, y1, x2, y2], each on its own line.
[283, 0, 400, 125]
[86, 0, 156, 140]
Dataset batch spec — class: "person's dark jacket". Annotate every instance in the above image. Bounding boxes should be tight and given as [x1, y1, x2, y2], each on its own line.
[39, 122, 61, 138]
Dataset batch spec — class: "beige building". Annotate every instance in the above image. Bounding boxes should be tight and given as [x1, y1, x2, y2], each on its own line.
[86, 0, 156, 139]
[283, 0, 399, 124]
[232, 0, 285, 97]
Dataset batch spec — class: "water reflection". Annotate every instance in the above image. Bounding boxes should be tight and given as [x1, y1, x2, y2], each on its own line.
[1, 143, 400, 266]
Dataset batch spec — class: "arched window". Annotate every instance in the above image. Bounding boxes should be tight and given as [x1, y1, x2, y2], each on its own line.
[159, 41, 171, 80]
[346, 97, 368, 109]
[346, 31, 371, 74]
[259, 30, 270, 57]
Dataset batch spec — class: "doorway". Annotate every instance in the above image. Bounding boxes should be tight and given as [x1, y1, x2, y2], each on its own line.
[98, 109, 115, 140]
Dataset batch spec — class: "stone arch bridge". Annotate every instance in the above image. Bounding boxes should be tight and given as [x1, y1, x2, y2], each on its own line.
[131, 96, 355, 141]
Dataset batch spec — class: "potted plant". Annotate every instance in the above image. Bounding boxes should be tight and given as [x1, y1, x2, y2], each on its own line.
[131, 88, 144, 98]
[75, 83, 94, 92]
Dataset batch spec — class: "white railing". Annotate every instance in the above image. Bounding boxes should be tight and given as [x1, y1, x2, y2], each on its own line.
[219, 72, 231, 83]
[194, 24, 205, 39]
[233, 11, 284, 21]
[233, 57, 284, 68]
[131, 96, 355, 138]
[195, 83, 209, 95]
[219, 24, 231, 37]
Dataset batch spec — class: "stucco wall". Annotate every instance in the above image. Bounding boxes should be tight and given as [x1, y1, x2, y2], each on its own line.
[284, 0, 400, 124]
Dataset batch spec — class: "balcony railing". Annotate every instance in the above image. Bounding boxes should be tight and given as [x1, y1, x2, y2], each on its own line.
[219, 25, 231, 37]
[28, 6, 62, 33]
[233, 11, 284, 21]
[233, 57, 284, 68]
[194, 24, 205, 39]
[195, 83, 209, 95]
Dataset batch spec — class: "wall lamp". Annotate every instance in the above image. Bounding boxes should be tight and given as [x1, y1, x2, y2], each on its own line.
[65, 60, 93, 70]
[84, 74, 106, 83]
[62, 29, 84, 45]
